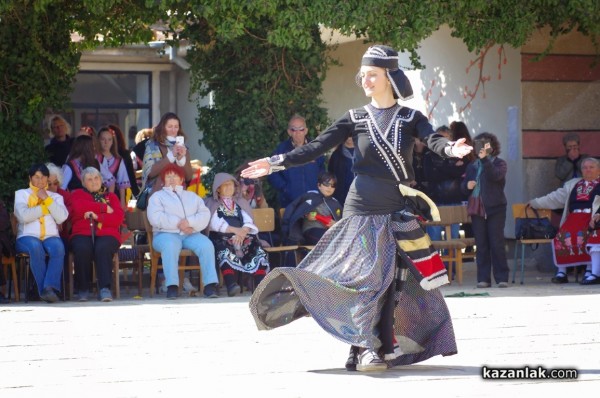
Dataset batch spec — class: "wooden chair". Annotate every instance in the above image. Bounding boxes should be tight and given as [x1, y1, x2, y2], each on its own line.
[10, 214, 66, 302]
[253, 208, 301, 265]
[427, 205, 473, 285]
[113, 210, 148, 298]
[2, 255, 19, 302]
[142, 211, 204, 297]
[512, 203, 554, 284]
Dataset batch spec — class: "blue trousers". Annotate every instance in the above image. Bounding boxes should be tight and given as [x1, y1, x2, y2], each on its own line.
[153, 232, 218, 287]
[16, 236, 64, 294]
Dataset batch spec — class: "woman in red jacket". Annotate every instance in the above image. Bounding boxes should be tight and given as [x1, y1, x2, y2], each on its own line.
[70, 167, 124, 302]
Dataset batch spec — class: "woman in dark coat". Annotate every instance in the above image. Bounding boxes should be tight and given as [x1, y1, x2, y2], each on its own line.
[461, 132, 509, 288]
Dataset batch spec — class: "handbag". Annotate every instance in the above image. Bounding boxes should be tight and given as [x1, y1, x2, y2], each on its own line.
[135, 185, 152, 211]
[467, 195, 486, 217]
[515, 205, 557, 239]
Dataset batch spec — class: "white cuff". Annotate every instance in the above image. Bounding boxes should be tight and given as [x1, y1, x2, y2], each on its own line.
[176, 156, 186, 167]
[444, 141, 456, 157]
[166, 150, 176, 163]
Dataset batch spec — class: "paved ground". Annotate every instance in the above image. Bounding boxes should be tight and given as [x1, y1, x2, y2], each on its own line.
[1, 263, 599, 398]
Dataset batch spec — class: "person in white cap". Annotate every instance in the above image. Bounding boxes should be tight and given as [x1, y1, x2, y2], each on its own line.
[243, 45, 472, 372]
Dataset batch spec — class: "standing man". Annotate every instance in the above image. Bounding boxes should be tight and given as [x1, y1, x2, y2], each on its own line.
[45, 115, 74, 167]
[269, 114, 325, 208]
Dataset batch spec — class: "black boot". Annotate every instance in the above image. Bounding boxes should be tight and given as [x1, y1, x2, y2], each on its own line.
[223, 274, 241, 297]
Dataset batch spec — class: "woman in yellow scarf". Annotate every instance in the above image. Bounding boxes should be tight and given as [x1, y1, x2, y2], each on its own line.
[14, 164, 69, 302]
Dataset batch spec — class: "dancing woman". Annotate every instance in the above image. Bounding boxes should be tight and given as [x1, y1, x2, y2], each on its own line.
[242, 45, 472, 372]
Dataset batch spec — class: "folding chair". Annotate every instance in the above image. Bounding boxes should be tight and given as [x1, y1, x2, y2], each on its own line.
[512, 203, 554, 284]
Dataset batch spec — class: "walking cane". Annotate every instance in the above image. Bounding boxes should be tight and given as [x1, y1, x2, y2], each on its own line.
[89, 214, 96, 290]
[89, 214, 95, 246]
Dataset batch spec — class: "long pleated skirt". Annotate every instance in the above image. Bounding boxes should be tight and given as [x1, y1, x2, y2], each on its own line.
[249, 212, 457, 366]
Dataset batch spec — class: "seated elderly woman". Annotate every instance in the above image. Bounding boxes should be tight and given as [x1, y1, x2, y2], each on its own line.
[205, 173, 270, 297]
[45, 163, 72, 238]
[70, 167, 124, 302]
[530, 157, 600, 285]
[147, 163, 219, 299]
[14, 163, 69, 302]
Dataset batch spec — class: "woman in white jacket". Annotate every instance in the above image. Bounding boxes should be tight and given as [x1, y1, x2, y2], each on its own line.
[529, 157, 600, 285]
[147, 163, 219, 299]
[14, 163, 69, 302]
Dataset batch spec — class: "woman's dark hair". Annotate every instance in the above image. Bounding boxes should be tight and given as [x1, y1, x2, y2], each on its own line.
[68, 135, 101, 169]
[107, 124, 127, 151]
[28, 163, 50, 178]
[153, 112, 186, 144]
[474, 132, 501, 156]
[318, 171, 337, 185]
[450, 121, 476, 161]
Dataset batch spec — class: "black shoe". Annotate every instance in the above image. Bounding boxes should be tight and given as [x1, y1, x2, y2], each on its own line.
[40, 287, 59, 303]
[227, 283, 241, 297]
[345, 346, 359, 371]
[166, 285, 178, 300]
[551, 272, 568, 284]
[203, 283, 219, 298]
[580, 274, 600, 285]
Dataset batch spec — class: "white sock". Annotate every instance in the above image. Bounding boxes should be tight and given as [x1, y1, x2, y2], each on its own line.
[590, 252, 600, 278]
[556, 266, 567, 276]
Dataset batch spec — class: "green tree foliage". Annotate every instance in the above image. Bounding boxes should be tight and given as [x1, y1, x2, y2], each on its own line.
[0, 2, 78, 203]
[185, 21, 331, 193]
[0, 1, 163, 206]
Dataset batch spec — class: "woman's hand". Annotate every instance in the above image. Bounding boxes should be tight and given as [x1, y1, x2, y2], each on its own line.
[232, 226, 249, 240]
[37, 188, 48, 200]
[178, 219, 190, 231]
[174, 144, 187, 159]
[590, 213, 600, 229]
[451, 138, 473, 159]
[467, 180, 477, 190]
[106, 205, 114, 214]
[231, 234, 244, 247]
[84, 211, 98, 220]
[241, 158, 270, 178]
[181, 226, 195, 235]
[326, 219, 336, 228]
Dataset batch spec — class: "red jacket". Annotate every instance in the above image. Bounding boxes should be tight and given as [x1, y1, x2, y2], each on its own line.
[57, 188, 72, 240]
[70, 189, 124, 243]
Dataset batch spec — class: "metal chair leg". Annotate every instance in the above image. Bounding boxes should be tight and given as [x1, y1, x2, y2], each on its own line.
[512, 242, 519, 283]
[520, 243, 526, 284]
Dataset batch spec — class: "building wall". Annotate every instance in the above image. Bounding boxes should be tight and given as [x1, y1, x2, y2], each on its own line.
[521, 28, 600, 201]
[322, 26, 522, 237]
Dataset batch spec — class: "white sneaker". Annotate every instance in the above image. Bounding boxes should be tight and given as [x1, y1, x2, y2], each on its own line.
[183, 277, 197, 292]
[159, 278, 168, 294]
[356, 349, 387, 372]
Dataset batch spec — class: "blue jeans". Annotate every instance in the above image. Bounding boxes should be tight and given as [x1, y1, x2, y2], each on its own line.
[153, 232, 218, 287]
[426, 224, 460, 241]
[16, 236, 64, 294]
